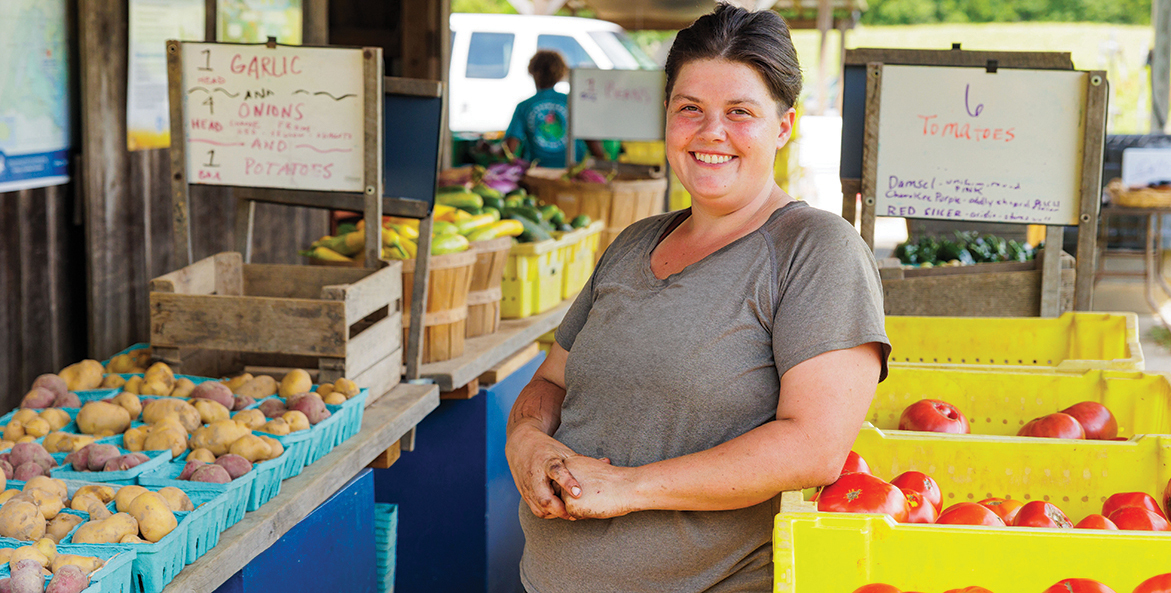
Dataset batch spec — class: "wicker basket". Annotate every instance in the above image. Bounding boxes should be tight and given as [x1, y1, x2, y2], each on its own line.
[466, 237, 512, 338]
[402, 250, 477, 364]
[1106, 178, 1171, 208]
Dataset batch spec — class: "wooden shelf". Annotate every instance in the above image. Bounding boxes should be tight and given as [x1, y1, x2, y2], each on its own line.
[163, 382, 439, 592]
[418, 296, 573, 391]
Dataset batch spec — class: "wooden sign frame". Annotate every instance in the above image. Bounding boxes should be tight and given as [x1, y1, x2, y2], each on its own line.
[844, 48, 1107, 314]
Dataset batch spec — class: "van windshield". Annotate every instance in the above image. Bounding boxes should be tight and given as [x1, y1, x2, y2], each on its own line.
[589, 31, 658, 70]
[537, 35, 596, 68]
[467, 32, 514, 79]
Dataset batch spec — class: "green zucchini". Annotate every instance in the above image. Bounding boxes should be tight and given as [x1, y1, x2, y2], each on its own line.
[508, 214, 552, 243]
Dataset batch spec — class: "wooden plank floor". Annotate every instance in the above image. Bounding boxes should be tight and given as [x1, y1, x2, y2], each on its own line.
[163, 382, 439, 591]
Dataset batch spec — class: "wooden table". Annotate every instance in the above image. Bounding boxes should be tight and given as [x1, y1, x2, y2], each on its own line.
[163, 382, 439, 592]
[1095, 204, 1171, 325]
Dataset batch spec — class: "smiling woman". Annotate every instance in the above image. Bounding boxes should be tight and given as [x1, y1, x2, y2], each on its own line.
[504, 4, 892, 593]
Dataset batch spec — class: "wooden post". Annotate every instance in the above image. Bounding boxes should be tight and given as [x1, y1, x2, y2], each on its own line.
[1040, 226, 1065, 317]
[1075, 71, 1108, 311]
[303, 0, 329, 45]
[859, 63, 883, 250]
[816, 0, 833, 115]
[1153, 0, 1171, 132]
[166, 41, 193, 268]
[363, 49, 385, 268]
[405, 216, 435, 381]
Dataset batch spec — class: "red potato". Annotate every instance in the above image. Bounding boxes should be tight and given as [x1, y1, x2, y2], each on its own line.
[20, 388, 56, 410]
[31, 374, 68, 400]
[0, 460, 12, 480]
[286, 393, 330, 425]
[214, 454, 253, 479]
[81, 444, 120, 472]
[103, 453, 149, 472]
[178, 460, 206, 481]
[190, 382, 235, 410]
[13, 463, 44, 481]
[189, 464, 232, 484]
[52, 392, 80, 408]
[232, 395, 255, 411]
[10, 443, 55, 473]
[257, 399, 287, 419]
[46, 565, 89, 593]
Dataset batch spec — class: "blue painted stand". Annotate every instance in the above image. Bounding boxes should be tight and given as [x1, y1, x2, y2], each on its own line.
[213, 469, 377, 593]
[374, 352, 545, 593]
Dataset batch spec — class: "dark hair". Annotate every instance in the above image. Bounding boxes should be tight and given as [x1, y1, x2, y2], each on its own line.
[664, 3, 803, 112]
[528, 50, 568, 89]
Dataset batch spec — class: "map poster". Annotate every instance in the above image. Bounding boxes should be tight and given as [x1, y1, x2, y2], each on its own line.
[126, 0, 205, 151]
[217, 0, 303, 45]
[0, 0, 71, 193]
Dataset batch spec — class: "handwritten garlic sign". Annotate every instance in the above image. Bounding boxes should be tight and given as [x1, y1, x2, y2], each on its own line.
[874, 65, 1088, 225]
[181, 42, 365, 192]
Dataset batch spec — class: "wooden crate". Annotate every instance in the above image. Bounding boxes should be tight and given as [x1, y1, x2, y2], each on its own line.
[523, 166, 667, 256]
[878, 251, 1075, 317]
[149, 252, 402, 399]
[466, 237, 511, 338]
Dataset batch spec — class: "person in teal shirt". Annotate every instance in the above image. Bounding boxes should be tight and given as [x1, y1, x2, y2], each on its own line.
[505, 50, 606, 167]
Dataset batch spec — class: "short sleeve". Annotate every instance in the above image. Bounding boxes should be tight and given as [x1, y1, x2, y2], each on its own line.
[504, 102, 527, 145]
[771, 213, 891, 381]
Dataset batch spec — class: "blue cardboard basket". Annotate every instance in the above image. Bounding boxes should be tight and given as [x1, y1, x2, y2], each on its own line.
[0, 543, 137, 593]
[138, 461, 254, 530]
[51, 448, 173, 486]
[374, 503, 398, 593]
[334, 388, 369, 444]
[246, 450, 289, 511]
[119, 511, 190, 593]
[120, 482, 227, 566]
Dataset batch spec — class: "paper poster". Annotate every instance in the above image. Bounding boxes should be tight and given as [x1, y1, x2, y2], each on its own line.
[218, 0, 302, 45]
[126, 0, 205, 151]
[0, 0, 71, 192]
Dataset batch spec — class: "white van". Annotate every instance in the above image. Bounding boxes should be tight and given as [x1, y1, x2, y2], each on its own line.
[448, 13, 657, 133]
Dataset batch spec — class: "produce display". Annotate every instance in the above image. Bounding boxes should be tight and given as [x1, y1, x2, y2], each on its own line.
[893, 231, 1036, 267]
[894, 398, 1119, 440]
[853, 573, 1171, 592]
[0, 534, 107, 593]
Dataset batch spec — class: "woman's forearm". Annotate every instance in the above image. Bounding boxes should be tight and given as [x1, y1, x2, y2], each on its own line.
[506, 376, 567, 438]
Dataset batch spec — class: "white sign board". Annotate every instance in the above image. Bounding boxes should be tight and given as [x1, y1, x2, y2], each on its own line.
[569, 68, 665, 141]
[874, 65, 1087, 225]
[1122, 148, 1171, 187]
[180, 42, 365, 192]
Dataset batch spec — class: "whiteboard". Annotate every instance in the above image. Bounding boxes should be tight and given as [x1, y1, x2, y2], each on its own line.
[180, 42, 366, 192]
[569, 68, 665, 141]
[1122, 148, 1171, 187]
[873, 65, 1088, 226]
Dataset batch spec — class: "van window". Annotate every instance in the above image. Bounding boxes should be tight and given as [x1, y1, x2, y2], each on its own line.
[537, 35, 596, 69]
[467, 32, 513, 79]
[589, 31, 658, 70]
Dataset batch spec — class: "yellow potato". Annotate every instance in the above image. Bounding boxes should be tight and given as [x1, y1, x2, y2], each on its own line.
[105, 353, 137, 374]
[0, 490, 20, 505]
[279, 369, 313, 398]
[0, 548, 11, 565]
[256, 418, 291, 436]
[15, 436, 35, 444]
[141, 399, 200, 433]
[73, 485, 115, 504]
[114, 486, 148, 513]
[76, 401, 131, 435]
[9, 545, 48, 569]
[234, 375, 278, 399]
[323, 392, 347, 405]
[231, 409, 267, 430]
[193, 399, 230, 425]
[143, 427, 186, 459]
[3, 421, 25, 442]
[44, 514, 83, 544]
[41, 432, 70, 454]
[22, 417, 50, 438]
[156, 487, 194, 512]
[111, 392, 143, 421]
[25, 489, 62, 520]
[69, 493, 103, 513]
[316, 383, 335, 397]
[39, 409, 71, 432]
[119, 533, 147, 544]
[228, 435, 272, 463]
[256, 435, 284, 459]
[171, 378, 196, 399]
[143, 362, 175, 393]
[122, 426, 147, 452]
[56, 435, 95, 453]
[23, 477, 66, 501]
[11, 409, 38, 425]
[71, 513, 138, 544]
[100, 373, 127, 389]
[334, 377, 360, 398]
[223, 373, 254, 392]
[58, 360, 103, 391]
[127, 492, 177, 543]
[189, 420, 251, 456]
[123, 376, 144, 395]
[0, 441, 12, 452]
[0, 500, 47, 541]
[50, 553, 104, 575]
[33, 537, 55, 563]
[187, 448, 216, 464]
[139, 379, 171, 396]
[281, 411, 310, 432]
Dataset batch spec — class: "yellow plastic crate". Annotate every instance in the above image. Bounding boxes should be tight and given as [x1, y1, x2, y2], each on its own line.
[501, 238, 565, 319]
[556, 221, 603, 299]
[886, 312, 1143, 372]
[537, 328, 557, 354]
[872, 367, 1171, 438]
[775, 509, 1171, 593]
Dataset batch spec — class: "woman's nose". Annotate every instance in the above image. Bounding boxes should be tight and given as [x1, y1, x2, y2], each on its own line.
[696, 114, 726, 141]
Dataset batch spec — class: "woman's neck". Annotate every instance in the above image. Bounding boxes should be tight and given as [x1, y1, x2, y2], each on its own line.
[687, 182, 791, 241]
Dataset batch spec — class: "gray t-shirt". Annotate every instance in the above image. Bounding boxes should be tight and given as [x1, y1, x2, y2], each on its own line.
[519, 201, 891, 593]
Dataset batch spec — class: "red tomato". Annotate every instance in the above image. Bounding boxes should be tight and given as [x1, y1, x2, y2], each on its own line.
[1102, 492, 1167, 520]
[1012, 501, 1073, 528]
[1018, 413, 1086, 439]
[898, 399, 970, 434]
[1060, 401, 1118, 440]
[1042, 578, 1116, 593]
[891, 470, 942, 513]
[1107, 506, 1171, 531]
[1074, 514, 1118, 530]
[842, 450, 871, 475]
[901, 488, 938, 524]
[977, 498, 1024, 524]
[935, 502, 1006, 527]
[1133, 573, 1171, 593]
[818, 473, 909, 522]
[1164, 479, 1171, 520]
[852, 585, 901, 593]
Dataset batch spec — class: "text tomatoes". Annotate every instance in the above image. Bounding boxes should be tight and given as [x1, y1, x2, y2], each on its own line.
[1012, 501, 1073, 528]
[1042, 578, 1116, 593]
[901, 488, 938, 524]
[1074, 514, 1118, 530]
[898, 399, 970, 434]
[1107, 506, 1171, 531]
[977, 498, 1024, 524]
[1102, 492, 1166, 520]
[852, 585, 901, 593]
[842, 450, 871, 475]
[1018, 413, 1086, 439]
[891, 470, 942, 513]
[935, 502, 1006, 527]
[1060, 401, 1118, 440]
[818, 472, 909, 522]
[1134, 573, 1171, 593]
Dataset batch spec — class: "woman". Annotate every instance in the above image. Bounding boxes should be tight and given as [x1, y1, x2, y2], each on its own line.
[505, 4, 890, 592]
[504, 50, 605, 167]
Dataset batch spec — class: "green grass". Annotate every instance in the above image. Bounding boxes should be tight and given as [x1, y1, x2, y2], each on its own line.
[790, 22, 1153, 133]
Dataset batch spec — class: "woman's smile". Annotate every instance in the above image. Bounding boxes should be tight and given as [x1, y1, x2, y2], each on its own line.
[691, 151, 736, 165]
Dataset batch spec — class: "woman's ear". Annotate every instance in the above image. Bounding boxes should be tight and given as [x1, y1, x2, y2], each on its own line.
[776, 107, 796, 150]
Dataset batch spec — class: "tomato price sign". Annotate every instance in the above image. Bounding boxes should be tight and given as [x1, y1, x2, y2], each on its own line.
[179, 42, 365, 192]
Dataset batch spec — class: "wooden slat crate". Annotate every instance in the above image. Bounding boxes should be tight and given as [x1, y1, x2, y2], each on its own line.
[149, 252, 402, 400]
